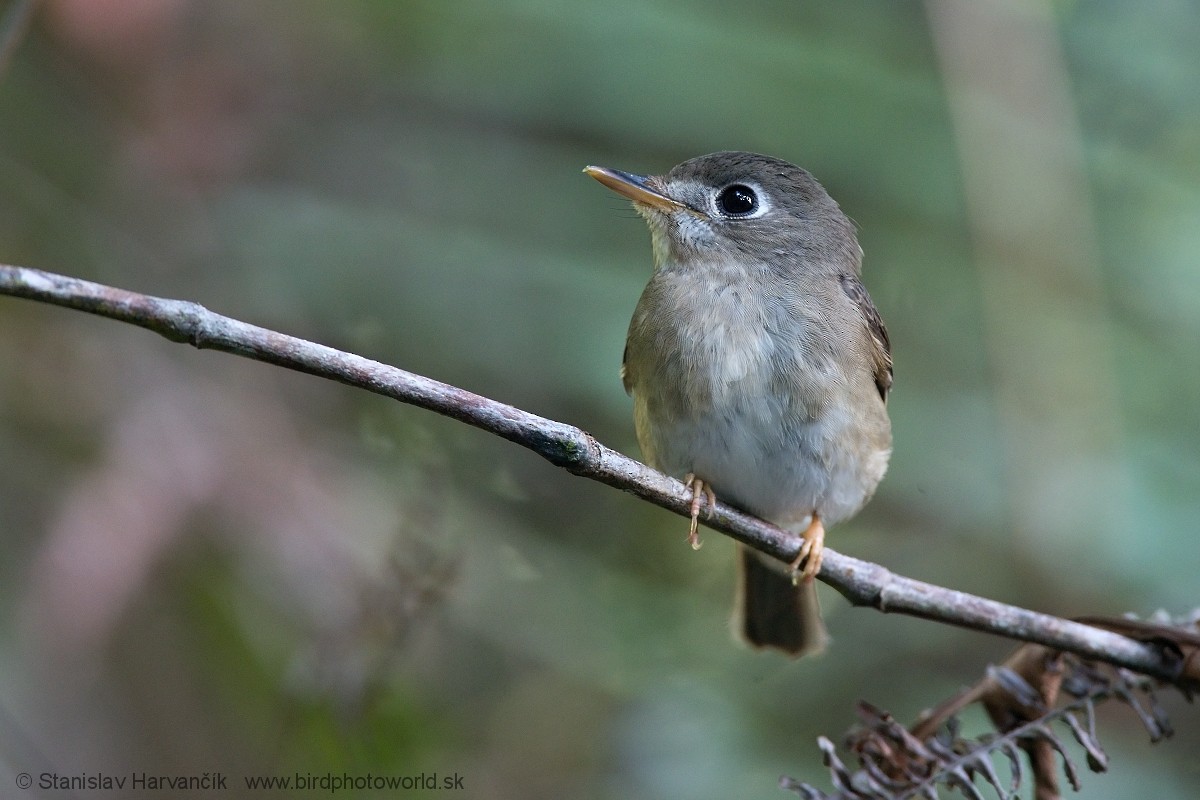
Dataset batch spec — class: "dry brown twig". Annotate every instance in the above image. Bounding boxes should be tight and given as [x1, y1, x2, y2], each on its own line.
[782, 610, 1199, 800]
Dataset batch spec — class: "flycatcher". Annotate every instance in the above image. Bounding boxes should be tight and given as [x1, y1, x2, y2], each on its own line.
[586, 152, 892, 656]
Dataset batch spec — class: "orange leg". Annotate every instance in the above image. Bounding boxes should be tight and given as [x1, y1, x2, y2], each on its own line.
[789, 512, 825, 583]
[683, 473, 716, 550]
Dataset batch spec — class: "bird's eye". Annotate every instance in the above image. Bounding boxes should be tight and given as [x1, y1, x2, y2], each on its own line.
[716, 184, 758, 217]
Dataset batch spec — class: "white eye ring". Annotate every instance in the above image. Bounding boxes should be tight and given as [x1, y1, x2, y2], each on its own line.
[712, 182, 770, 219]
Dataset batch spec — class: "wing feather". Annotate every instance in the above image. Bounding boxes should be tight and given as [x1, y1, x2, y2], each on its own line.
[840, 274, 892, 402]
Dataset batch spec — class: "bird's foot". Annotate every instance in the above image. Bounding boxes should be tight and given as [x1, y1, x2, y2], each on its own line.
[683, 473, 716, 550]
[789, 513, 825, 584]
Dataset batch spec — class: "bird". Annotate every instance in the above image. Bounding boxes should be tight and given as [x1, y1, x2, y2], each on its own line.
[585, 151, 892, 656]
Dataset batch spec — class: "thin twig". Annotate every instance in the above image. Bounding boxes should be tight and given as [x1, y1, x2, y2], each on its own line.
[0, 263, 1183, 683]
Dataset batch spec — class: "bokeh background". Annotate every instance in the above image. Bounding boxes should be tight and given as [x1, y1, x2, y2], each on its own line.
[2, 1, 1199, 797]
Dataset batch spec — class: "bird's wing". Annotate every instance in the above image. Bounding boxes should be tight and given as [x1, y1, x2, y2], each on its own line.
[620, 344, 633, 395]
[840, 274, 893, 402]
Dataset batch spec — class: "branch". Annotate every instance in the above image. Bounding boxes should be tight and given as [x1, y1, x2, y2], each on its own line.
[0, 263, 1185, 683]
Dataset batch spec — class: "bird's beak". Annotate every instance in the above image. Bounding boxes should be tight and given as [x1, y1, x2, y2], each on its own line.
[584, 166, 688, 213]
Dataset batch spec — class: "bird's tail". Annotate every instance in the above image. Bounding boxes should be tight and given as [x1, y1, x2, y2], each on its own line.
[736, 544, 829, 657]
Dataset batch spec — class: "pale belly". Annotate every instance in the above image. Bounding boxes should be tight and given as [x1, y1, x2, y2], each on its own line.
[633, 385, 890, 532]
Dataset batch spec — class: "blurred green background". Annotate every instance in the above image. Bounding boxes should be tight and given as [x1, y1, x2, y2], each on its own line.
[2, 1, 1198, 797]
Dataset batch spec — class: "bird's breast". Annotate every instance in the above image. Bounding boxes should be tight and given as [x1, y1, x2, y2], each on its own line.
[648, 266, 777, 397]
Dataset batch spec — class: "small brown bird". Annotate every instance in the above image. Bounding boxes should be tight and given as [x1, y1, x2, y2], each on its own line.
[586, 152, 892, 656]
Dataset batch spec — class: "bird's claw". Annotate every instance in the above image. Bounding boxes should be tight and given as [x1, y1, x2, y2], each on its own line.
[789, 514, 825, 585]
[683, 473, 716, 550]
